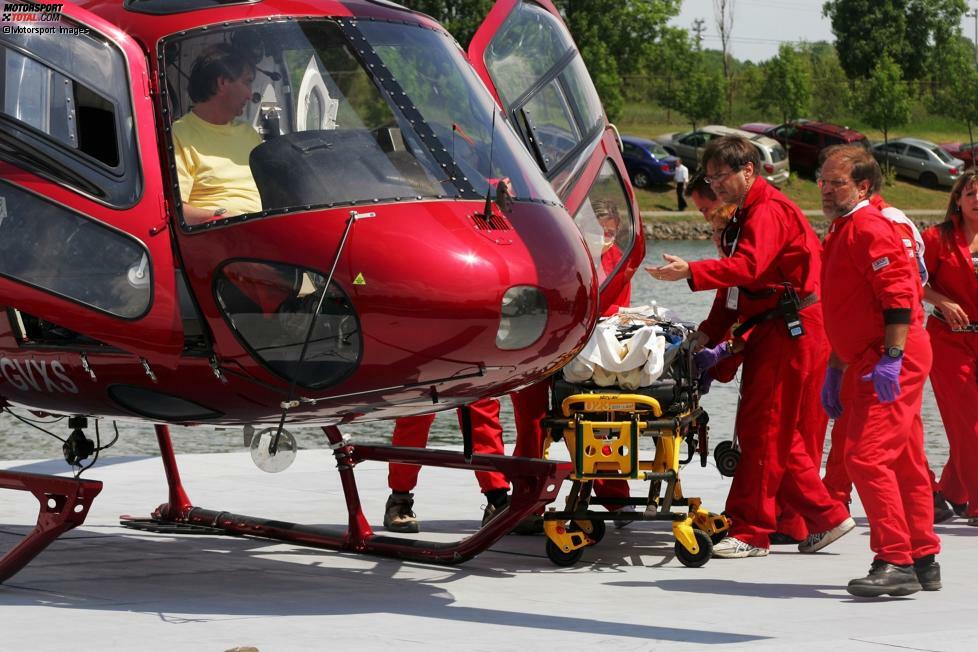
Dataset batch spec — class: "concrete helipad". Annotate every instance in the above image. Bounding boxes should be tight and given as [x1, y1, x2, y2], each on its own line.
[1, 447, 976, 651]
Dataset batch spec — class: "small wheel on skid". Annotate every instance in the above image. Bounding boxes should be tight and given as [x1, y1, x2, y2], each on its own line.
[714, 440, 740, 477]
[546, 539, 585, 567]
[675, 528, 713, 568]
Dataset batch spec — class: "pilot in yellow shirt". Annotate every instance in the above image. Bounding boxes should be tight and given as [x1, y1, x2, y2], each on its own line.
[172, 111, 262, 219]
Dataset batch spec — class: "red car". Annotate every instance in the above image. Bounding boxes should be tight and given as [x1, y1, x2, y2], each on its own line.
[940, 142, 978, 169]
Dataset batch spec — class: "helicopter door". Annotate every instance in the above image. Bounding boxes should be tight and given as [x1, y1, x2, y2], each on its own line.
[0, 2, 183, 366]
[468, 0, 643, 312]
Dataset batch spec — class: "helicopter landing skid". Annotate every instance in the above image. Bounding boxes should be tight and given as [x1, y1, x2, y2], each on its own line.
[0, 470, 103, 583]
[124, 425, 570, 565]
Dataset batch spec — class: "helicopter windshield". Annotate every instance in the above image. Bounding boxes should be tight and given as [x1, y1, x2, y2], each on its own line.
[162, 19, 558, 227]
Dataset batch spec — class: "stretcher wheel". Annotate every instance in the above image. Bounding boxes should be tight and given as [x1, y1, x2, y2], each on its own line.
[695, 525, 727, 545]
[675, 528, 713, 568]
[546, 539, 585, 567]
[714, 440, 740, 478]
[583, 518, 606, 544]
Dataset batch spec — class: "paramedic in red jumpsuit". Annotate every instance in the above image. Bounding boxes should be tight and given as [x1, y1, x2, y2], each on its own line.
[818, 145, 941, 597]
[686, 175, 821, 545]
[821, 193, 957, 524]
[647, 135, 853, 558]
[922, 168, 978, 527]
[384, 398, 509, 532]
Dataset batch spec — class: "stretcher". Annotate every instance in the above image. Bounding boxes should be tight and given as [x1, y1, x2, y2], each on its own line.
[540, 316, 729, 567]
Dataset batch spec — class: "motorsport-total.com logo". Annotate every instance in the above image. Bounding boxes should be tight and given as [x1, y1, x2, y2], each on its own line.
[1, 2, 90, 35]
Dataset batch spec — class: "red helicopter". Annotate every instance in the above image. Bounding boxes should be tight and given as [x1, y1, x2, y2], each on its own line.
[0, 0, 644, 580]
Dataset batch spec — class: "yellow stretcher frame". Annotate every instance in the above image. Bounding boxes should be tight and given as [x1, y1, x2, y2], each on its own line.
[541, 392, 729, 568]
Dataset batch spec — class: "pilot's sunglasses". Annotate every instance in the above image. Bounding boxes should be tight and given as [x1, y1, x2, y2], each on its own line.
[704, 167, 741, 185]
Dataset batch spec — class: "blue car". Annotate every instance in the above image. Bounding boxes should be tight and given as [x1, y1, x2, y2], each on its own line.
[621, 136, 678, 188]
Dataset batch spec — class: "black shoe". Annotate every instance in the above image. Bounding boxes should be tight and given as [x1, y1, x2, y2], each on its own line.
[768, 532, 802, 545]
[913, 554, 941, 591]
[933, 492, 954, 524]
[481, 492, 510, 527]
[950, 500, 969, 517]
[847, 560, 922, 598]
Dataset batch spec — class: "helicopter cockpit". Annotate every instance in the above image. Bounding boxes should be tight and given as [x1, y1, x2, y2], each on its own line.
[161, 18, 560, 229]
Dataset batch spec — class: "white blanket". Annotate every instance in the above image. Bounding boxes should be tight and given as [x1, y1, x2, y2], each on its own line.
[563, 308, 672, 390]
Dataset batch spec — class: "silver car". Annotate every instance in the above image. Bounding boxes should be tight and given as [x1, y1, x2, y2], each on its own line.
[657, 125, 789, 186]
[872, 137, 964, 188]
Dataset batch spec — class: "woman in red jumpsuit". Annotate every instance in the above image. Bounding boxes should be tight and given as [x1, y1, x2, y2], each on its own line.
[922, 169, 978, 526]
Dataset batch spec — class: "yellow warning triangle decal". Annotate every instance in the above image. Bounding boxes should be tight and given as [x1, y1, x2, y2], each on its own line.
[353, 273, 366, 286]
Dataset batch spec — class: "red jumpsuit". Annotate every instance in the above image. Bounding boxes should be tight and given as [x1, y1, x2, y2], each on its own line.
[691, 177, 847, 549]
[822, 201, 940, 566]
[821, 195, 943, 505]
[923, 221, 978, 517]
[388, 397, 509, 494]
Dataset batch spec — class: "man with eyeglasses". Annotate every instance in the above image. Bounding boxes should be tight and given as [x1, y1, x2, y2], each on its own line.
[818, 144, 940, 597]
[647, 135, 853, 560]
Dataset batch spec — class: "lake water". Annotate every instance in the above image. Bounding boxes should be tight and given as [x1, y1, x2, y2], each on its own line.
[0, 240, 951, 471]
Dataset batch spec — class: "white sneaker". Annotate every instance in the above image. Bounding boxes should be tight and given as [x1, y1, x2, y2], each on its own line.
[798, 516, 855, 553]
[711, 536, 769, 558]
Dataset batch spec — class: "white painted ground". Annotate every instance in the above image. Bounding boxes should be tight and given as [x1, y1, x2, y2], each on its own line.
[1, 447, 976, 651]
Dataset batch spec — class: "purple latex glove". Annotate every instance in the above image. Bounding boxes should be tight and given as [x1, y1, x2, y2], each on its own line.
[694, 341, 733, 374]
[861, 355, 903, 403]
[821, 366, 844, 419]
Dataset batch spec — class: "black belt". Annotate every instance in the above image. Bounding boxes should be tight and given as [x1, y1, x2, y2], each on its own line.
[734, 293, 818, 338]
[932, 310, 978, 332]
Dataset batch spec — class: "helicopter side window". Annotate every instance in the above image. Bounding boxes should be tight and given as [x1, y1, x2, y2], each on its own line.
[572, 159, 635, 289]
[0, 180, 152, 319]
[214, 260, 361, 388]
[483, 3, 604, 183]
[0, 21, 141, 207]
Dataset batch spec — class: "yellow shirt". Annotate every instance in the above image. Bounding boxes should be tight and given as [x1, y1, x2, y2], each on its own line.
[172, 111, 263, 217]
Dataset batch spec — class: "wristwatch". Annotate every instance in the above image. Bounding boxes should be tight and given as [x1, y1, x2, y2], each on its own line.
[884, 346, 904, 359]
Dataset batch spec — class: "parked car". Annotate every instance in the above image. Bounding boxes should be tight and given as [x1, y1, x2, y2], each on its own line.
[739, 122, 777, 136]
[939, 141, 977, 169]
[656, 125, 789, 186]
[873, 138, 964, 188]
[620, 136, 677, 187]
[761, 121, 868, 173]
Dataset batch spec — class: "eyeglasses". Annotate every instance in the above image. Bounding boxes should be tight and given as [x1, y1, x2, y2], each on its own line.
[703, 167, 741, 185]
[816, 177, 850, 190]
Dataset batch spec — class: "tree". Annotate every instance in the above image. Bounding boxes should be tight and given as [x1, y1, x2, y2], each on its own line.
[753, 44, 811, 127]
[823, 0, 967, 82]
[713, 0, 735, 117]
[400, 1, 495, 48]
[404, 1, 684, 122]
[670, 60, 726, 130]
[859, 55, 911, 175]
[801, 42, 852, 122]
[557, 0, 682, 121]
[646, 27, 697, 123]
[928, 37, 978, 154]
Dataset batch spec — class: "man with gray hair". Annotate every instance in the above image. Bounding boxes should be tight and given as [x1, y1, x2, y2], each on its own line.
[818, 144, 940, 597]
